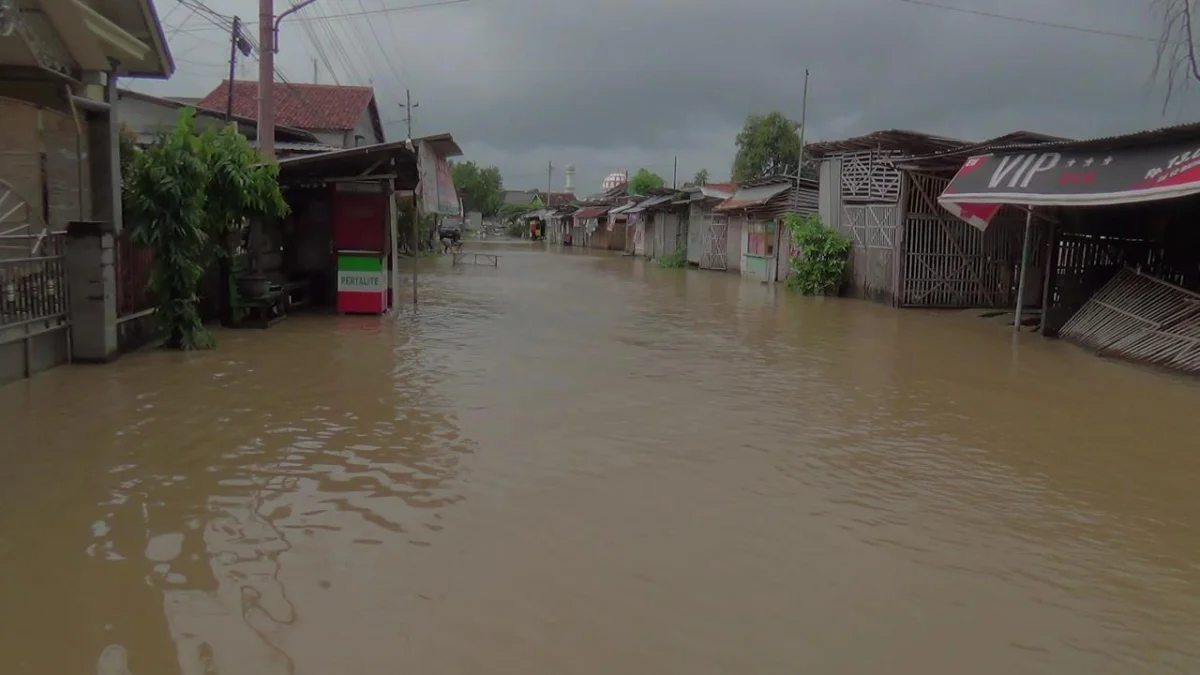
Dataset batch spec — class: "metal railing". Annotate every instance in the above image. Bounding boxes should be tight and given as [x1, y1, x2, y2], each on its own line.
[0, 178, 69, 333]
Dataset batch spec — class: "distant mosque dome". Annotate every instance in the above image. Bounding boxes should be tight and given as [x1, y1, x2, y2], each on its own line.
[602, 171, 626, 190]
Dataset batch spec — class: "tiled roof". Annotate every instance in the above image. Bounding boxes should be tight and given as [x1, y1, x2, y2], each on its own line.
[196, 80, 375, 131]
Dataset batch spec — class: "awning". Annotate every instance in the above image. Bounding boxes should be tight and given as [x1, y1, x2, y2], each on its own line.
[713, 183, 791, 212]
[939, 139, 1200, 230]
[277, 134, 461, 190]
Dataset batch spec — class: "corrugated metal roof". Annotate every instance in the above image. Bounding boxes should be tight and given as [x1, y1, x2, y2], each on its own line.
[608, 202, 639, 215]
[713, 183, 792, 212]
[572, 206, 610, 220]
[948, 120, 1200, 155]
[807, 129, 967, 159]
[625, 195, 673, 213]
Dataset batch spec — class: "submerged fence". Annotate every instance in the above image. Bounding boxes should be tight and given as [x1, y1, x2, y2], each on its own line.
[1060, 267, 1200, 375]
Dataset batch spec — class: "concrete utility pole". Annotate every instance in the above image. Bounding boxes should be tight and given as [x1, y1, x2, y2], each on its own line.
[258, 0, 320, 158]
[796, 68, 809, 182]
[401, 89, 419, 139]
[673, 155, 677, 189]
[226, 17, 241, 121]
[257, 0, 274, 159]
[547, 160, 552, 199]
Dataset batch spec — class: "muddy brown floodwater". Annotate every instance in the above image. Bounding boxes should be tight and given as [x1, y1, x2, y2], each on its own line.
[3, 242, 1200, 674]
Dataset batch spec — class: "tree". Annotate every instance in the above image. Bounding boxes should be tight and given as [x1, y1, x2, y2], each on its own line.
[690, 168, 709, 187]
[449, 160, 504, 216]
[1153, 0, 1200, 108]
[628, 167, 665, 195]
[125, 109, 288, 349]
[732, 111, 802, 182]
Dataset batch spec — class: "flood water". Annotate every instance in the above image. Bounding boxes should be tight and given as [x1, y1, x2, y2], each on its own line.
[3, 241, 1200, 674]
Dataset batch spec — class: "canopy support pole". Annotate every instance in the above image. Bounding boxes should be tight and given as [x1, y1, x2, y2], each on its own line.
[1014, 206, 1034, 332]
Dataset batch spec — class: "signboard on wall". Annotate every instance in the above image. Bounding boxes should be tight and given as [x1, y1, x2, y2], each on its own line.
[417, 140, 461, 216]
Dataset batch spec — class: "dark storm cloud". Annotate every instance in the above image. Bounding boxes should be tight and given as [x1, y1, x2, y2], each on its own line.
[144, 0, 1198, 193]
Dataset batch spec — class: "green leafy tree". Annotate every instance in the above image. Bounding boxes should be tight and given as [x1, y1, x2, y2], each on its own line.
[689, 168, 709, 187]
[450, 160, 504, 216]
[732, 112, 804, 181]
[126, 109, 288, 349]
[628, 168, 665, 195]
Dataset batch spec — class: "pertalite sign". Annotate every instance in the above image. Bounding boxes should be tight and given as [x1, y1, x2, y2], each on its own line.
[336, 255, 386, 314]
[938, 137, 1200, 229]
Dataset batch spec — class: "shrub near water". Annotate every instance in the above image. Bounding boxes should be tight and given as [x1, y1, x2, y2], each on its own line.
[655, 249, 688, 268]
[784, 213, 852, 296]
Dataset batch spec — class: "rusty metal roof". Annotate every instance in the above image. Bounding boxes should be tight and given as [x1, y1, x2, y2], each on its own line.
[572, 206, 610, 220]
[807, 129, 967, 159]
[952, 121, 1200, 155]
[895, 130, 1071, 171]
[713, 183, 792, 212]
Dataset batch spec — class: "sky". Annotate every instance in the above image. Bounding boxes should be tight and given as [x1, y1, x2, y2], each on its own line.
[137, 0, 1200, 195]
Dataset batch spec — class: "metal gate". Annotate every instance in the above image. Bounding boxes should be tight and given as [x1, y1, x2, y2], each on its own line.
[700, 213, 728, 270]
[1, 180, 69, 374]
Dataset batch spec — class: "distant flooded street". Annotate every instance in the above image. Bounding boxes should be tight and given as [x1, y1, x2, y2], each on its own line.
[3, 242, 1200, 674]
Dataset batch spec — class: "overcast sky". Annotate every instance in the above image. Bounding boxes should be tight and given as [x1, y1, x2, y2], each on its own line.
[137, 0, 1200, 194]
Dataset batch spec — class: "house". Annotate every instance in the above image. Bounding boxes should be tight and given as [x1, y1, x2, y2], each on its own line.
[680, 182, 736, 268]
[196, 80, 385, 149]
[711, 176, 819, 282]
[119, 89, 334, 155]
[808, 128, 1066, 307]
[0, 0, 174, 382]
[807, 130, 965, 304]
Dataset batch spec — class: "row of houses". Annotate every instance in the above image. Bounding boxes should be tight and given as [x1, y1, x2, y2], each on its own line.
[521, 124, 1200, 376]
[519, 174, 819, 283]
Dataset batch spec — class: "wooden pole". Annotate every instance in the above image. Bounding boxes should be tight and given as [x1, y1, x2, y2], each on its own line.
[1014, 206, 1034, 332]
[387, 180, 399, 313]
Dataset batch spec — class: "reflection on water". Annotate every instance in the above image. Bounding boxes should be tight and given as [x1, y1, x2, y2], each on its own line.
[2, 243, 1200, 674]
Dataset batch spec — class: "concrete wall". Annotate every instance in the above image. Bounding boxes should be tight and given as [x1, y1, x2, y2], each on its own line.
[347, 108, 380, 146]
[0, 328, 68, 385]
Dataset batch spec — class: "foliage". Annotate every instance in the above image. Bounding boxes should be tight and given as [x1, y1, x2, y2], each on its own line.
[498, 202, 534, 221]
[397, 197, 440, 253]
[732, 111, 802, 182]
[125, 109, 289, 349]
[449, 160, 504, 216]
[504, 219, 528, 237]
[655, 248, 688, 268]
[783, 213, 852, 296]
[684, 168, 709, 188]
[628, 168, 665, 195]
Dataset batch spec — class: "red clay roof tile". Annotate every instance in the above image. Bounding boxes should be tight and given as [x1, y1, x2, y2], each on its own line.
[196, 80, 375, 131]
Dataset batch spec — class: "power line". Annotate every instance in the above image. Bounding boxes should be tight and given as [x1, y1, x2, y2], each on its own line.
[893, 0, 1160, 43]
[170, 0, 471, 32]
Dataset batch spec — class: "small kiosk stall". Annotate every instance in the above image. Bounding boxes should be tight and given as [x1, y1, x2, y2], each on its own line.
[333, 188, 389, 314]
[276, 135, 463, 315]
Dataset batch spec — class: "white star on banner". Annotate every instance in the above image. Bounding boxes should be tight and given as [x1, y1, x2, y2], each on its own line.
[1084, 158, 1095, 167]
[1103, 156, 1113, 165]
[1066, 159, 1077, 167]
